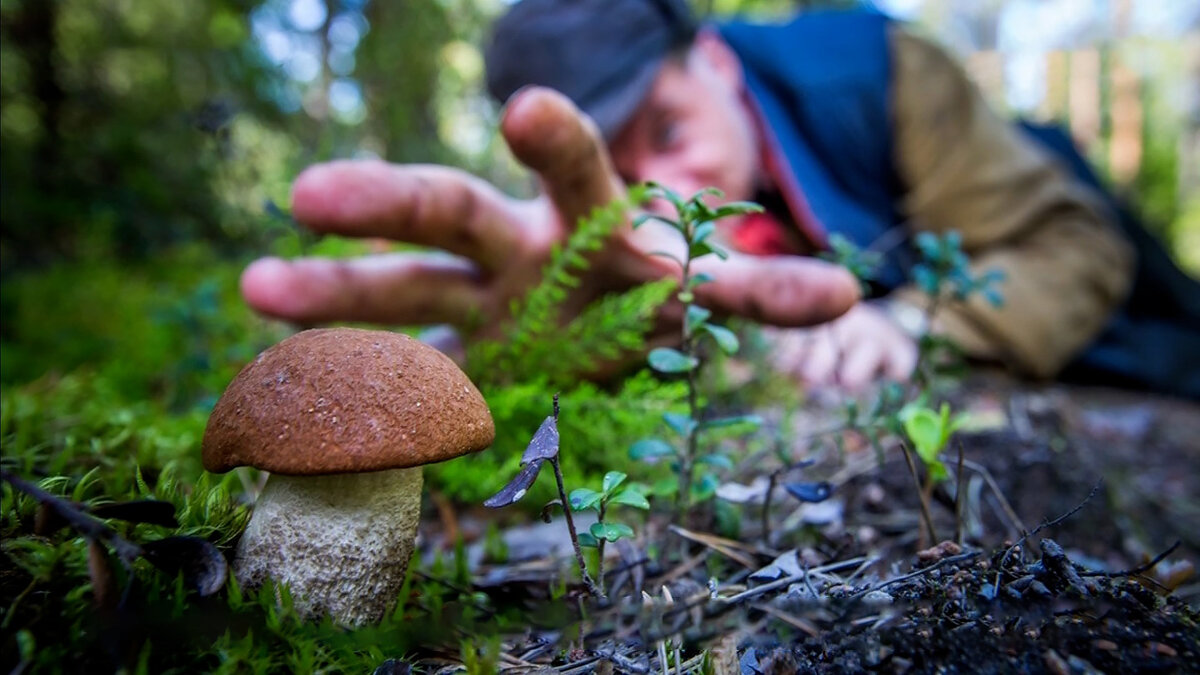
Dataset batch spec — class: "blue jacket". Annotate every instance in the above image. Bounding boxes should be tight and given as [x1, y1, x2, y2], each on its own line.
[718, 10, 1200, 399]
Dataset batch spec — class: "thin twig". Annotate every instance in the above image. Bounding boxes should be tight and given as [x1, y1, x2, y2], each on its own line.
[550, 457, 605, 601]
[960, 458, 1026, 535]
[955, 443, 966, 545]
[899, 442, 939, 545]
[1079, 540, 1182, 578]
[847, 551, 980, 601]
[717, 556, 871, 604]
[994, 479, 1103, 591]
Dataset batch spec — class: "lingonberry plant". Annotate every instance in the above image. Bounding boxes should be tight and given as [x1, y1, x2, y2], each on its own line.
[567, 470, 650, 595]
[628, 183, 765, 522]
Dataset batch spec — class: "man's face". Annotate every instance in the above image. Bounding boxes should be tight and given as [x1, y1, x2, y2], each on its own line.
[608, 33, 761, 211]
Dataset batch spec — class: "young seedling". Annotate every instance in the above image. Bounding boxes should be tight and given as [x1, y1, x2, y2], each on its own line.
[484, 395, 606, 600]
[898, 401, 969, 545]
[567, 470, 650, 595]
[629, 183, 764, 523]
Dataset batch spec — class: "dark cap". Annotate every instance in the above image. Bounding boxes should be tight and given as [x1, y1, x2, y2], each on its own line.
[485, 0, 697, 140]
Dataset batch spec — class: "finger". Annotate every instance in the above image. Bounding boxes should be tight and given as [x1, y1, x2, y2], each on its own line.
[693, 255, 860, 327]
[838, 338, 885, 390]
[798, 328, 842, 386]
[241, 253, 487, 327]
[290, 160, 526, 272]
[884, 337, 920, 382]
[501, 87, 628, 232]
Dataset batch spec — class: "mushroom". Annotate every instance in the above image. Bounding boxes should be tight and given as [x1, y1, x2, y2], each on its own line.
[201, 328, 494, 625]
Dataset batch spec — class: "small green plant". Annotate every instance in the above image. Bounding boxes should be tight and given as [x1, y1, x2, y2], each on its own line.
[628, 183, 764, 521]
[483, 395, 607, 600]
[568, 470, 651, 594]
[900, 401, 969, 483]
[822, 232, 883, 295]
[465, 184, 675, 388]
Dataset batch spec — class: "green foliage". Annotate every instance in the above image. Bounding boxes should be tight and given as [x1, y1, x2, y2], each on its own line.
[428, 372, 684, 506]
[466, 185, 673, 387]
[899, 402, 968, 482]
[569, 471, 651, 548]
[911, 231, 1005, 308]
[822, 232, 883, 294]
[631, 183, 764, 515]
[0, 245, 288, 409]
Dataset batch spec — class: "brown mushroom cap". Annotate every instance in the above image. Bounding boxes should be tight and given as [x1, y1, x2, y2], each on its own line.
[202, 328, 494, 475]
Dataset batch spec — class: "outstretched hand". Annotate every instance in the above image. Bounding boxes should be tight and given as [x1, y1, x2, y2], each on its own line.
[241, 87, 860, 341]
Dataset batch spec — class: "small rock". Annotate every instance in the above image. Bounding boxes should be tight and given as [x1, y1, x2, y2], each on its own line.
[1043, 650, 1070, 675]
[1149, 642, 1177, 657]
[861, 590, 894, 605]
[917, 540, 962, 565]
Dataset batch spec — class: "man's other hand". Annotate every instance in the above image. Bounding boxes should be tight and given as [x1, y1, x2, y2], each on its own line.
[241, 87, 860, 341]
[764, 303, 918, 391]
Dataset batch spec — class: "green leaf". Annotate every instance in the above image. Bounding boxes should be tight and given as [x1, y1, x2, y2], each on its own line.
[610, 488, 651, 510]
[632, 213, 681, 230]
[691, 473, 720, 501]
[692, 221, 716, 244]
[689, 240, 728, 260]
[697, 453, 734, 470]
[648, 347, 698, 373]
[687, 272, 715, 289]
[712, 201, 764, 219]
[685, 305, 712, 333]
[698, 414, 763, 431]
[590, 521, 635, 542]
[643, 181, 688, 215]
[701, 323, 739, 354]
[902, 407, 943, 465]
[630, 438, 675, 461]
[647, 250, 685, 267]
[576, 531, 599, 548]
[928, 460, 949, 482]
[568, 488, 603, 512]
[601, 471, 627, 495]
[663, 412, 697, 437]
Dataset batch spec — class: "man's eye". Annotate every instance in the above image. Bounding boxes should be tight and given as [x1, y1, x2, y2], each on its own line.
[653, 121, 680, 150]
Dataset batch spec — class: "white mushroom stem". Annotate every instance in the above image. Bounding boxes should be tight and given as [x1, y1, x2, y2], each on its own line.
[234, 467, 422, 626]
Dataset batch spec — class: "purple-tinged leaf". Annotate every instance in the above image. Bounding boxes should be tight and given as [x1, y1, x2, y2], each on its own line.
[520, 416, 559, 465]
[140, 536, 228, 596]
[484, 460, 544, 508]
[784, 481, 833, 503]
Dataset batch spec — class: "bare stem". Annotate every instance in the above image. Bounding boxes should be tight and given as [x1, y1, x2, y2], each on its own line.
[899, 443, 939, 546]
[595, 503, 608, 596]
[954, 443, 966, 545]
[549, 457, 604, 601]
[761, 470, 778, 544]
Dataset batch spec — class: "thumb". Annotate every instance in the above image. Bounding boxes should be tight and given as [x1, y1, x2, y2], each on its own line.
[692, 254, 861, 327]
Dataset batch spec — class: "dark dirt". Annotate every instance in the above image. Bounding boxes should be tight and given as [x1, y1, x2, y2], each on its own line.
[412, 373, 1200, 674]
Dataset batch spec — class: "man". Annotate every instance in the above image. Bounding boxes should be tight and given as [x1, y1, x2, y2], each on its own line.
[241, 0, 1199, 397]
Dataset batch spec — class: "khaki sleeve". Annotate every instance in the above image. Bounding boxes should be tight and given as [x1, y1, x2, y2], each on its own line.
[886, 27, 1134, 379]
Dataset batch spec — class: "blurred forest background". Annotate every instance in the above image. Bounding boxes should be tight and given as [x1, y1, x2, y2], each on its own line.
[2, 0, 1197, 413]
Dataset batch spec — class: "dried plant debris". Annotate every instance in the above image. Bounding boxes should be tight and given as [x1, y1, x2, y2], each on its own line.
[2, 470, 228, 598]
